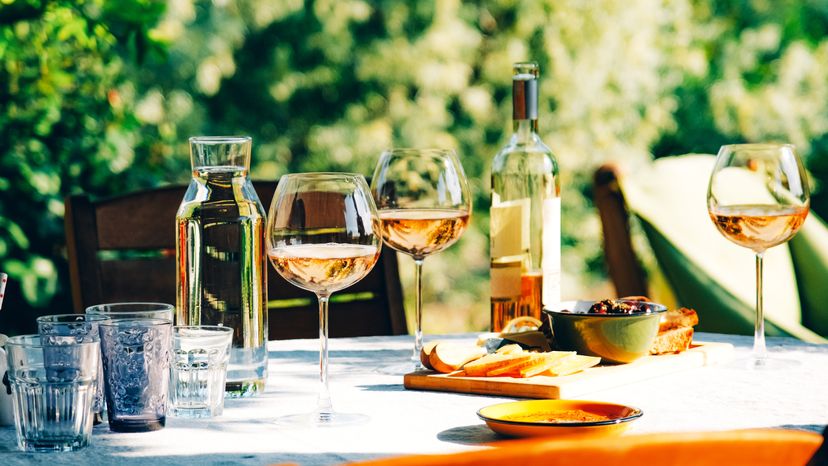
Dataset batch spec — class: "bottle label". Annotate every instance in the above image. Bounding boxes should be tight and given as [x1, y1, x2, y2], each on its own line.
[542, 197, 561, 305]
[490, 199, 529, 258]
[490, 260, 522, 299]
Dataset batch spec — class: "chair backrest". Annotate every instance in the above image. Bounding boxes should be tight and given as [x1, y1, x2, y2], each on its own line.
[64, 182, 407, 340]
[593, 164, 649, 298]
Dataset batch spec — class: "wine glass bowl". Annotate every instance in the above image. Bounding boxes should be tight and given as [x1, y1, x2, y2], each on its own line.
[377, 209, 469, 259]
[708, 205, 808, 253]
[266, 172, 381, 425]
[371, 148, 472, 372]
[706, 143, 809, 368]
[269, 243, 380, 295]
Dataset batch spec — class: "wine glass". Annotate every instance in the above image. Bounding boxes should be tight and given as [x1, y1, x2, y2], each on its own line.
[266, 173, 382, 426]
[371, 148, 472, 373]
[707, 143, 809, 369]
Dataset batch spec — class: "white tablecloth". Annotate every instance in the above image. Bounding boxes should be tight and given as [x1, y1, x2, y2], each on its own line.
[2, 332, 827, 465]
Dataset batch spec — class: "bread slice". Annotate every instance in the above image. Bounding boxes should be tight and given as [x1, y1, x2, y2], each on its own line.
[495, 344, 524, 355]
[486, 354, 545, 377]
[461, 353, 509, 376]
[463, 353, 530, 377]
[428, 342, 486, 374]
[650, 325, 694, 355]
[420, 341, 440, 370]
[659, 307, 699, 332]
[540, 354, 602, 376]
[517, 352, 576, 378]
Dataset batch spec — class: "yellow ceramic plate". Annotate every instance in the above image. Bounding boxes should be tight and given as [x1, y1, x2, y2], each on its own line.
[477, 399, 642, 438]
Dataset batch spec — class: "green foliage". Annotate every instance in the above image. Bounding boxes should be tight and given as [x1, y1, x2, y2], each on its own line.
[0, 0, 168, 333]
[2, 0, 828, 334]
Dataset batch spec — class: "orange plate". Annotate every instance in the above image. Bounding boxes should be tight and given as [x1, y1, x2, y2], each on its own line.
[477, 399, 642, 438]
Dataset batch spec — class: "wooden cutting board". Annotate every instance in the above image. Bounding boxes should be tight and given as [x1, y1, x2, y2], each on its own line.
[403, 341, 734, 399]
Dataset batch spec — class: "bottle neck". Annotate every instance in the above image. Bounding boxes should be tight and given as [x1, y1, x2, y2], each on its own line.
[512, 118, 538, 141]
[190, 138, 252, 172]
[511, 71, 539, 142]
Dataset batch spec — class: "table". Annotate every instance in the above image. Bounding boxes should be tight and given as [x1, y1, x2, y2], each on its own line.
[2, 332, 827, 465]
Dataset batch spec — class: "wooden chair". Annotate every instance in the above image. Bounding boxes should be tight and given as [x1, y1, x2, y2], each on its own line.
[593, 164, 649, 298]
[64, 182, 407, 340]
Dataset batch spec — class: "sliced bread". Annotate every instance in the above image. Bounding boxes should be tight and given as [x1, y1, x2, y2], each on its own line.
[463, 353, 531, 377]
[429, 342, 486, 374]
[650, 325, 694, 355]
[659, 307, 699, 332]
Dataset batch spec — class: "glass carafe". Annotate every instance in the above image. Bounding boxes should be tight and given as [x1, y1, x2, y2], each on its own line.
[176, 136, 268, 397]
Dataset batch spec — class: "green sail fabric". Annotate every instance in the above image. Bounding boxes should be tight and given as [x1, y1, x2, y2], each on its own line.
[619, 155, 826, 343]
[789, 214, 828, 338]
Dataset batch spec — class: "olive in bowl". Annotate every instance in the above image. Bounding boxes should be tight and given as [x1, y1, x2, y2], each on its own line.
[542, 300, 668, 364]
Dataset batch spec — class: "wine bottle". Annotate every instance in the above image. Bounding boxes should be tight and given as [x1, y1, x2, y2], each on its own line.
[490, 62, 561, 332]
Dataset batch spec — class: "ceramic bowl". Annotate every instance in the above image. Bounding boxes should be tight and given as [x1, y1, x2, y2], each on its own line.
[478, 399, 642, 438]
[543, 299, 667, 364]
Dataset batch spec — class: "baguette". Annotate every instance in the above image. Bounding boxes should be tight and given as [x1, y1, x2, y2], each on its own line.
[517, 352, 576, 378]
[461, 353, 510, 376]
[659, 307, 699, 332]
[486, 354, 545, 377]
[495, 344, 524, 355]
[420, 341, 440, 370]
[429, 342, 486, 374]
[463, 353, 532, 377]
[648, 307, 698, 355]
[540, 354, 602, 376]
[650, 325, 694, 355]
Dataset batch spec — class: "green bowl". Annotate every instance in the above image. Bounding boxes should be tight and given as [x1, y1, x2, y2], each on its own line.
[543, 300, 667, 364]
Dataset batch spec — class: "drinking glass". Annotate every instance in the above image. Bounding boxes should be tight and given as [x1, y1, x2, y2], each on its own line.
[707, 143, 809, 369]
[5, 335, 100, 452]
[371, 148, 472, 372]
[86, 302, 175, 321]
[98, 318, 172, 432]
[266, 173, 381, 426]
[170, 325, 233, 418]
[36, 314, 109, 418]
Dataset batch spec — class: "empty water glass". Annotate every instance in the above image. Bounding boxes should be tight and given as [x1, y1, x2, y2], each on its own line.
[36, 314, 109, 417]
[5, 335, 99, 452]
[99, 318, 172, 432]
[86, 302, 175, 321]
[170, 326, 233, 418]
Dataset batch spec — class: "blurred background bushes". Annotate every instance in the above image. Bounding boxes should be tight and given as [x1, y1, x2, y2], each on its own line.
[1, 0, 827, 335]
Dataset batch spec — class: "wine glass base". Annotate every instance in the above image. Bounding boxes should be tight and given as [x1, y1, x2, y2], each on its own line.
[748, 355, 800, 370]
[274, 411, 369, 427]
[375, 360, 424, 376]
[728, 355, 801, 370]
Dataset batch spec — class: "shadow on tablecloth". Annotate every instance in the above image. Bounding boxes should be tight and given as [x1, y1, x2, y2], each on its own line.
[436, 424, 500, 445]
[0, 446, 387, 466]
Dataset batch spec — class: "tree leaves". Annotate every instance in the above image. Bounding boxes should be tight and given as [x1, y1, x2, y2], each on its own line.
[0, 0, 166, 323]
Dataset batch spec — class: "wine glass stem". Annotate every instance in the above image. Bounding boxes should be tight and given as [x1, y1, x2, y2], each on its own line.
[412, 258, 425, 369]
[753, 252, 767, 359]
[317, 293, 333, 417]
